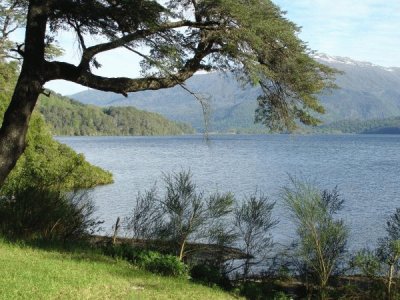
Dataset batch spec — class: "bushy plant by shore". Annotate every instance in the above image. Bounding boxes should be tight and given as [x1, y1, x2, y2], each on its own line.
[0, 188, 103, 241]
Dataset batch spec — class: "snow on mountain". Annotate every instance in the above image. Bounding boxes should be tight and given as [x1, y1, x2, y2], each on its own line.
[314, 53, 398, 72]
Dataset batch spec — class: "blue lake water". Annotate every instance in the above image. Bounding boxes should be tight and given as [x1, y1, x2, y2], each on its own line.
[59, 134, 400, 250]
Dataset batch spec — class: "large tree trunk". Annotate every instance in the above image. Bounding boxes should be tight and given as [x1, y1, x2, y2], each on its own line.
[0, 74, 42, 185]
[0, 0, 47, 186]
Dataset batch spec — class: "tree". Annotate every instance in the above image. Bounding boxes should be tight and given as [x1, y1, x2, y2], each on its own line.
[283, 180, 348, 299]
[377, 208, 400, 300]
[160, 170, 234, 261]
[0, 0, 336, 185]
[125, 186, 164, 240]
[233, 191, 277, 279]
[124, 170, 234, 261]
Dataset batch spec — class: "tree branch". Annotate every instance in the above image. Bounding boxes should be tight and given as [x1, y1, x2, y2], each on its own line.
[46, 60, 198, 97]
[10, 43, 24, 57]
[68, 20, 86, 51]
[79, 20, 219, 70]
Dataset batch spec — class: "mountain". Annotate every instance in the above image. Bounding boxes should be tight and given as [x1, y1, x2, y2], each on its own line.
[314, 54, 400, 122]
[71, 72, 262, 132]
[70, 55, 400, 132]
[37, 93, 194, 136]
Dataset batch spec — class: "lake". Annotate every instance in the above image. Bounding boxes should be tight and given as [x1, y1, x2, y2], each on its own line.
[59, 134, 400, 250]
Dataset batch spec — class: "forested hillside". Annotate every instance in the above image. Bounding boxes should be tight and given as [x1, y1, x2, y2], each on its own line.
[38, 94, 194, 136]
[312, 117, 400, 134]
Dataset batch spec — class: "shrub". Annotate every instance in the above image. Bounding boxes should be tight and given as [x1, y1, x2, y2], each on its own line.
[124, 187, 163, 240]
[0, 187, 102, 241]
[238, 282, 293, 300]
[101, 244, 188, 277]
[349, 249, 385, 299]
[351, 249, 381, 278]
[233, 191, 277, 279]
[125, 170, 234, 262]
[190, 264, 224, 285]
[102, 243, 139, 262]
[283, 180, 348, 299]
[376, 208, 400, 299]
[136, 250, 188, 277]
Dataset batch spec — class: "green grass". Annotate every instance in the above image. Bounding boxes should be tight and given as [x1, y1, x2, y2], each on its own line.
[0, 239, 239, 300]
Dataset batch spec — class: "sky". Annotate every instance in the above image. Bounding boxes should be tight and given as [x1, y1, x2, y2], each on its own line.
[45, 0, 400, 95]
[274, 0, 400, 66]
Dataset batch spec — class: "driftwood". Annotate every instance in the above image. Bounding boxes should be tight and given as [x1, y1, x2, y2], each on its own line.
[90, 235, 251, 262]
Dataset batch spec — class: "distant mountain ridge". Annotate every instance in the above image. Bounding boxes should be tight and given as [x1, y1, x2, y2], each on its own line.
[314, 54, 400, 122]
[70, 55, 400, 133]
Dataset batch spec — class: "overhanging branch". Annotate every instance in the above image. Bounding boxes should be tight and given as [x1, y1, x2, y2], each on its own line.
[46, 60, 199, 97]
[79, 20, 220, 70]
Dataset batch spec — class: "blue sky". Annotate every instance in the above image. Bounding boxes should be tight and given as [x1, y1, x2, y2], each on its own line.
[274, 0, 400, 66]
[45, 0, 400, 95]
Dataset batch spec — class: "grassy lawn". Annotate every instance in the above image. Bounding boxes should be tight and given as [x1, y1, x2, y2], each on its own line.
[0, 239, 239, 300]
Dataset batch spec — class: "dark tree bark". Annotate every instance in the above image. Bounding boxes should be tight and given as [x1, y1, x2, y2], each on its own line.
[0, 0, 47, 185]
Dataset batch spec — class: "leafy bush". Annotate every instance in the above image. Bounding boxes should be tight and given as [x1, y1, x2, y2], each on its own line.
[102, 244, 188, 277]
[0, 187, 103, 241]
[1, 116, 113, 193]
[348, 249, 385, 299]
[136, 250, 188, 277]
[190, 263, 233, 290]
[238, 282, 294, 300]
[190, 264, 224, 285]
[101, 243, 139, 262]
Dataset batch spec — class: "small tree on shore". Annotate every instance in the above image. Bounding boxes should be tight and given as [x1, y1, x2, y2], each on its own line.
[377, 208, 400, 300]
[125, 187, 163, 240]
[233, 191, 277, 279]
[161, 171, 235, 261]
[283, 180, 348, 299]
[125, 170, 234, 261]
[161, 170, 205, 260]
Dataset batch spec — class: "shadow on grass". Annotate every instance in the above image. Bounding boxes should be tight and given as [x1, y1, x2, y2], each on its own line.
[1, 236, 130, 268]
